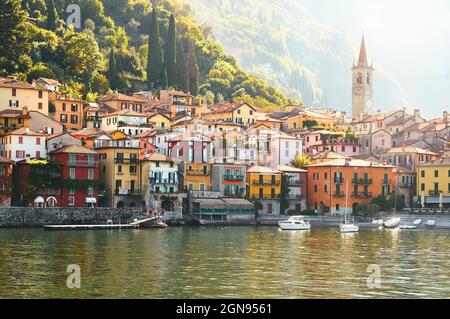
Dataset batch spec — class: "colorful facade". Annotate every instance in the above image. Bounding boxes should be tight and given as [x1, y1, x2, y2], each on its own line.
[184, 162, 212, 191]
[417, 157, 450, 208]
[307, 158, 396, 215]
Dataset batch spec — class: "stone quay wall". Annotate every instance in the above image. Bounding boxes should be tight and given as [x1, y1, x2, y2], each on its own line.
[0, 207, 143, 227]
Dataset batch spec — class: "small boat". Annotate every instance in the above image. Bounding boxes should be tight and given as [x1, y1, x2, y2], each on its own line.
[413, 219, 422, 226]
[400, 225, 417, 230]
[383, 217, 401, 229]
[372, 219, 384, 225]
[278, 216, 311, 230]
[425, 220, 436, 227]
[340, 223, 360, 233]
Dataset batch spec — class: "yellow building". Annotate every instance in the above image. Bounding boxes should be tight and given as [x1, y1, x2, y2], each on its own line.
[0, 109, 31, 134]
[202, 103, 261, 126]
[246, 166, 282, 200]
[0, 77, 49, 116]
[184, 162, 212, 191]
[147, 112, 173, 131]
[417, 157, 450, 208]
[95, 140, 142, 208]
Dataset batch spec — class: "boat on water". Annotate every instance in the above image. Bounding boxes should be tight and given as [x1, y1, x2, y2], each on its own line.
[339, 181, 359, 233]
[413, 219, 422, 226]
[425, 220, 436, 227]
[383, 217, 401, 229]
[400, 224, 417, 230]
[278, 216, 311, 230]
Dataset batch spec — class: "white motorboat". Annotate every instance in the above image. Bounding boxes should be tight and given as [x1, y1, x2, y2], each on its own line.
[413, 219, 422, 226]
[340, 223, 360, 233]
[400, 225, 417, 230]
[278, 216, 311, 230]
[383, 217, 401, 229]
[425, 220, 436, 227]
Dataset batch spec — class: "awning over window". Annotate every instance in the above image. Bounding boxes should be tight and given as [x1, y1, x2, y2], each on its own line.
[426, 196, 450, 204]
[34, 196, 44, 203]
[85, 197, 97, 204]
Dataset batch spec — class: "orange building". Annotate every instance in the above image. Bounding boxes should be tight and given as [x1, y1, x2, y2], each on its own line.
[49, 92, 84, 131]
[307, 158, 396, 215]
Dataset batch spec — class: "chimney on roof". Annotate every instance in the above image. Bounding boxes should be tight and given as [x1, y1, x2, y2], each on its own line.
[25, 127, 30, 134]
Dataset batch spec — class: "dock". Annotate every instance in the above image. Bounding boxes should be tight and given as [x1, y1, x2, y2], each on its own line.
[42, 216, 166, 231]
[43, 224, 140, 230]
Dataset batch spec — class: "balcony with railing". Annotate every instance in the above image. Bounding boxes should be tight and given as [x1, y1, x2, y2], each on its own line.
[115, 157, 139, 164]
[252, 180, 281, 186]
[352, 192, 373, 199]
[286, 194, 304, 200]
[185, 168, 209, 176]
[429, 190, 442, 196]
[67, 160, 98, 167]
[250, 194, 281, 200]
[399, 181, 415, 188]
[289, 179, 304, 186]
[333, 192, 345, 198]
[115, 188, 143, 196]
[94, 139, 141, 149]
[352, 178, 373, 185]
[223, 175, 245, 182]
[150, 177, 178, 185]
[383, 179, 393, 185]
[334, 177, 344, 184]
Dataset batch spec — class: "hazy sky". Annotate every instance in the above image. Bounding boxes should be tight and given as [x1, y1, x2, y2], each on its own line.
[300, 0, 450, 118]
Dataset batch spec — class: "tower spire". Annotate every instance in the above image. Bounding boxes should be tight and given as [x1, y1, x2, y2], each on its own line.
[358, 34, 368, 66]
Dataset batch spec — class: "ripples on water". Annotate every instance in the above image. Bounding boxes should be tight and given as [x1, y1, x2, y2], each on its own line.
[0, 227, 449, 298]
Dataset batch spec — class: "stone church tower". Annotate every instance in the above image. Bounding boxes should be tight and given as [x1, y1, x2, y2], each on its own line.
[352, 35, 374, 118]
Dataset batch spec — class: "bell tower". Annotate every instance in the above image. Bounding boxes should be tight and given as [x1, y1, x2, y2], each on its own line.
[352, 35, 374, 118]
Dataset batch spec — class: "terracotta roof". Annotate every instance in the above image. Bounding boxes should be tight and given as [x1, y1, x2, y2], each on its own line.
[84, 103, 116, 114]
[104, 109, 148, 117]
[0, 109, 30, 119]
[0, 77, 36, 90]
[37, 78, 61, 86]
[0, 155, 14, 164]
[308, 158, 395, 168]
[386, 146, 437, 155]
[276, 165, 307, 173]
[209, 102, 257, 114]
[4, 127, 46, 136]
[419, 157, 450, 167]
[247, 165, 281, 174]
[99, 92, 148, 103]
[146, 152, 173, 162]
[310, 151, 348, 160]
[51, 145, 98, 155]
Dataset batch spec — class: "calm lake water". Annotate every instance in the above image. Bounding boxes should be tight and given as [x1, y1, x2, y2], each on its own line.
[0, 227, 449, 299]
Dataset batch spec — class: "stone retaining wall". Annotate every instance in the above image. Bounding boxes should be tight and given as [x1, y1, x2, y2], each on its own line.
[0, 207, 143, 227]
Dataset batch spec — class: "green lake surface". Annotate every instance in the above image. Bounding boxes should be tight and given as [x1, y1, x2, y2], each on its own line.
[0, 227, 449, 298]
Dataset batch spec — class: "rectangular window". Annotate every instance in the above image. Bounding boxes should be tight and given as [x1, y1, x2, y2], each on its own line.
[60, 114, 67, 123]
[38, 91, 43, 99]
[88, 168, 94, 180]
[421, 170, 425, 178]
[87, 186, 94, 195]
[129, 166, 137, 174]
[36, 151, 40, 159]
[62, 103, 66, 111]
[69, 168, 76, 179]
[36, 138, 41, 145]
[68, 196, 75, 205]
[117, 165, 122, 173]
[38, 102, 43, 110]
[18, 137, 23, 144]
[71, 104, 78, 112]
[12, 88, 16, 96]
[435, 170, 439, 178]
[421, 183, 425, 192]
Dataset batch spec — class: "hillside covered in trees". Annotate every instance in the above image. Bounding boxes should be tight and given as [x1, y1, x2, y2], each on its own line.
[0, 0, 296, 109]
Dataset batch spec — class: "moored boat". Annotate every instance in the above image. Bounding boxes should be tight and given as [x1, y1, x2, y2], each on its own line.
[425, 220, 436, 227]
[400, 224, 417, 230]
[383, 217, 401, 229]
[278, 216, 311, 230]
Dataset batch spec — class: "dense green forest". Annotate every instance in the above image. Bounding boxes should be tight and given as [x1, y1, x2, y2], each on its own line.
[0, 0, 296, 109]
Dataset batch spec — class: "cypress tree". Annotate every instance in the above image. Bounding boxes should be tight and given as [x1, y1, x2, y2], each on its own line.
[108, 48, 117, 89]
[147, 7, 163, 89]
[188, 41, 199, 96]
[164, 15, 176, 86]
[161, 66, 168, 89]
[175, 39, 188, 92]
[46, 0, 58, 32]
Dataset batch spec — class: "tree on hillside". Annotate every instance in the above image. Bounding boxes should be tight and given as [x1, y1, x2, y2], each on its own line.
[175, 39, 188, 92]
[164, 14, 176, 86]
[188, 41, 199, 95]
[291, 154, 312, 169]
[0, 0, 32, 75]
[46, 0, 59, 32]
[147, 7, 163, 89]
[161, 66, 168, 89]
[61, 29, 105, 84]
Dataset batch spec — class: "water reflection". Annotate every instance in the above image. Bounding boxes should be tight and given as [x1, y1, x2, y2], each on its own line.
[0, 227, 450, 298]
